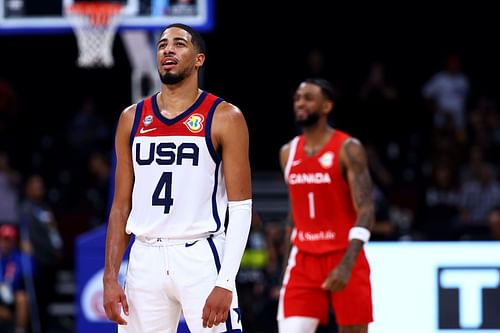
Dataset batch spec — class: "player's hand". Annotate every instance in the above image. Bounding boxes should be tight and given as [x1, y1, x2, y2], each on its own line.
[103, 279, 128, 325]
[202, 286, 232, 328]
[321, 263, 352, 292]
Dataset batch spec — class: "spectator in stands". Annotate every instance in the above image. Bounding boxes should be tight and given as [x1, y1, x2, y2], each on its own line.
[365, 144, 399, 240]
[371, 184, 399, 241]
[486, 206, 500, 240]
[422, 54, 470, 140]
[263, 219, 286, 332]
[264, 219, 285, 295]
[365, 144, 394, 192]
[430, 112, 466, 168]
[459, 164, 500, 239]
[467, 96, 500, 163]
[358, 61, 400, 145]
[19, 174, 63, 332]
[237, 210, 269, 332]
[66, 97, 110, 170]
[359, 61, 398, 102]
[460, 145, 496, 183]
[421, 162, 461, 240]
[0, 224, 29, 333]
[0, 151, 20, 226]
[85, 151, 112, 228]
[305, 48, 327, 78]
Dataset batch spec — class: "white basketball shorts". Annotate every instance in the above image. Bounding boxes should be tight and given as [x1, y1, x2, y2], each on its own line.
[118, 233, 243, 333]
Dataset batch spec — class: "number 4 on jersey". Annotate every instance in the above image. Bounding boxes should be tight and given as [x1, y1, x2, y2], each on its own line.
[153, 172, 174, 213]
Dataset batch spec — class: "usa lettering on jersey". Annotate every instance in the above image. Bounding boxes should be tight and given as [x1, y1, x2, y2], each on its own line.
[135, 142, 199, 166]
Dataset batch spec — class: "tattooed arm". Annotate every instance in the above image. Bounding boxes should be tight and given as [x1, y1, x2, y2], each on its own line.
[322, 138, 375, 292]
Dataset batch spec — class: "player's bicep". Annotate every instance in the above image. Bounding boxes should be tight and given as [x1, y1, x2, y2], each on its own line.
[342, 139, 374, 211]
[217, 104, 252, 201]
[111, 108, 135, 210]
[279, 143, 291, 172]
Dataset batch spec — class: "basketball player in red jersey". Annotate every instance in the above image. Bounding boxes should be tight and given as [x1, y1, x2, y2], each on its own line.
[277, 78, 375, 333]
[103, 23, 252, 332]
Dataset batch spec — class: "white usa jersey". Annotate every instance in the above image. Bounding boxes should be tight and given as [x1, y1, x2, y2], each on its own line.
[126, 91, 227, 239]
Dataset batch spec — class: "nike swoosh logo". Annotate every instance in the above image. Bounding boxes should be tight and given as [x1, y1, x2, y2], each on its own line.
[291, 159, 302, 166]
[185, 240, 199, 247]
[139, 127, 157, 134]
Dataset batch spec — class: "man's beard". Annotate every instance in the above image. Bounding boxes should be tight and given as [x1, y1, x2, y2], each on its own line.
[159, 71, 184, 85]
[295, 112, 320, 128]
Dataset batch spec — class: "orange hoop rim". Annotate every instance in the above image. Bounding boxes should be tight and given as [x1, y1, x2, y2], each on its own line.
[66, 2, 123, 26]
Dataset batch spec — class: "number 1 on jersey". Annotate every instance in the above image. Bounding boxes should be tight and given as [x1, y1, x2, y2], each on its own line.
[153, 172, 174, 213]
[308, 192, 316, 219]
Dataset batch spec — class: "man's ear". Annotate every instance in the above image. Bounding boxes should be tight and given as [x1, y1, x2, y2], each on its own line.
[322, 100, 334, 115]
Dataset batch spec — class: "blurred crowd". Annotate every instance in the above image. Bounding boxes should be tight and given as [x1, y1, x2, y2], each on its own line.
[354, 53, 500, 243]
[1, 50, 500, 333]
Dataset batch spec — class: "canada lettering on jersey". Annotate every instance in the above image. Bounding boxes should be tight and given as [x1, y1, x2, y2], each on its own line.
[288, 172, 332, 185]
[135, 142, 199, 166]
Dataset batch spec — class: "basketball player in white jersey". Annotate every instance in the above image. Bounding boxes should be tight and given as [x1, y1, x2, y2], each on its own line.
[103, 23, 252, 333]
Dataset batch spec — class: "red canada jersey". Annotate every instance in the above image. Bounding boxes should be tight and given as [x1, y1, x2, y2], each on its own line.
[284, 130, 357, 253]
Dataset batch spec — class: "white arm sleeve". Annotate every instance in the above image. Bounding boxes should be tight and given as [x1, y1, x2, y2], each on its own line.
[215, 199, 252, 291]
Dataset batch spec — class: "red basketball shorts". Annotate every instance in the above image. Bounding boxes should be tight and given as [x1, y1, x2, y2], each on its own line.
[277, 246, 373, 326]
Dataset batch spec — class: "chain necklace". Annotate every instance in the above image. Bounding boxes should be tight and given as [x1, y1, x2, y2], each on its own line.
[304, 145, 322, 156]
[303, 129, 334, 156]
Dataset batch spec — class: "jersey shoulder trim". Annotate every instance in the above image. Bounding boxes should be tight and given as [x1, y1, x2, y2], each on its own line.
[130, 99, 145, 147]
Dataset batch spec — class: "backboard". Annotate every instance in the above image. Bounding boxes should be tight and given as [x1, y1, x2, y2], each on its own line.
[0, 0, 214, 34]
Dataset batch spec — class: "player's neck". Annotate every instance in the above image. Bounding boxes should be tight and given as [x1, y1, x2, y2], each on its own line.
[303, 126, 333, 156]
[158, 79, 201, 119]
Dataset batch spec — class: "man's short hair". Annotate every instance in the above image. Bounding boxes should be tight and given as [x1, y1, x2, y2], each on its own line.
[164, 23, 206, 54]
[304, 78, 336, 101]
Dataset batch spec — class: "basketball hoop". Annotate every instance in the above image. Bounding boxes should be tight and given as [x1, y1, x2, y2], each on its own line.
[65, 2, 124, 68]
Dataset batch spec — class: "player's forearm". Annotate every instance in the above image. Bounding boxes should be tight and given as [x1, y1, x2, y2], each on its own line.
[216, 199, 252, 291]
[15, 292, 28, 331]
[341, 206, 374, 268]
[104, 209, 131, 282]
[355, 204, 375, 231]
[340, 239, 364, 270]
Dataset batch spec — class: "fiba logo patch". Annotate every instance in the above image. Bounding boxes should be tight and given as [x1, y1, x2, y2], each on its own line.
[183, 113, 204, 133]
[319, 151, 334, 169]
[438, 266, 500, 329]
[143, 115, 154, 126]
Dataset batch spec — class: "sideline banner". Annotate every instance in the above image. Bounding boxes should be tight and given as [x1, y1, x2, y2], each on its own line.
[366, 241, 500, 333]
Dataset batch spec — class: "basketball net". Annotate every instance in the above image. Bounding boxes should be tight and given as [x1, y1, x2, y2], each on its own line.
[65, 2, 124, 68]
